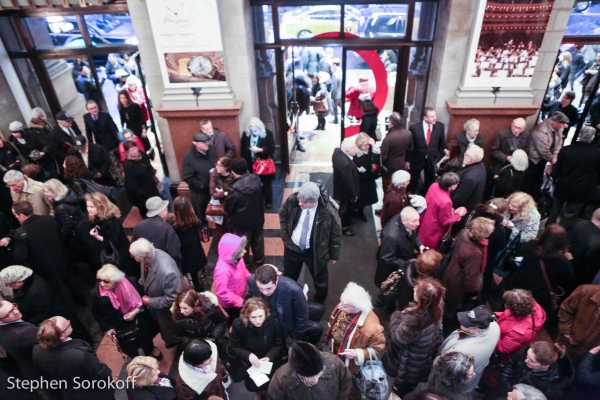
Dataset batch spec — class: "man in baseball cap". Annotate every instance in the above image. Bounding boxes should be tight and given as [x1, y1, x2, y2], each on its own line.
[49, 110, 81, 166]
[439, 306, 500, 393]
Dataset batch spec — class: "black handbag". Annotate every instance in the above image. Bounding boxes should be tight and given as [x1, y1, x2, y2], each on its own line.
[100, 240, 122, 267]
[115, 320, 141, 345]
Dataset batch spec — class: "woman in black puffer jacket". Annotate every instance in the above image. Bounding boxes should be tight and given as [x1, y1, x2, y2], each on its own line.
[382, 277, 445, 397]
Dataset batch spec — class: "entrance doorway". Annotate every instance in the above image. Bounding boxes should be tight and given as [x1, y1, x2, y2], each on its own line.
[251, 2, 439, 172]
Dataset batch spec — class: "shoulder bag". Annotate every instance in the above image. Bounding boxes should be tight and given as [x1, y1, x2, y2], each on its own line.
[353, 347, 389, 400]
[539, 259, 565, 311]
[253, 158, 276, 176]
[100, 240, 122, 267]
[115, 319, 141, 346]
[312, 97, 328, 112]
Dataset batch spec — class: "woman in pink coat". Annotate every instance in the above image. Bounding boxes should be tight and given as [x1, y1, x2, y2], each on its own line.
[482, 289, 546, 388]
[418, 172, 467, 249]
[213, 233, 250, 325]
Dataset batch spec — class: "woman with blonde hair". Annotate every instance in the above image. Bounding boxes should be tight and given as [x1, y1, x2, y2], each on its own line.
[383, 278, 446, 396]
[353, 132, 379, 221]
[126, 356, 177, 400]
[442, 217, 495, 333]
[228, 297, 283, 397]
[556, 51, 572, 91]
[86, 192, 137, 277]
[503, 191, 541, 243]
[90, 264, 161, 360]
[240, 117, 275, 209]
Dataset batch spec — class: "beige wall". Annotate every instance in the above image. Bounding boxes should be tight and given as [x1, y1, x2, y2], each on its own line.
[126, 0, 259, 183]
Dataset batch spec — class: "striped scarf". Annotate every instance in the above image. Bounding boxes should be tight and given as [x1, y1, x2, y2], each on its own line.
[325, 307, 361, 356]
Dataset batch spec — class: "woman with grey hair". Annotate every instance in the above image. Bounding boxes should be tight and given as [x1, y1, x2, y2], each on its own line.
[380, 169, 410, 228]
[241, 117, 275, 209]
[508, 383, 547, 400]
[404, 351, 475, 400]
[28, 107, 52, 150]
[354, 132, 379, 221]
[456, 118, 484, 154]
[43, 178, 97, 267]
[90, 264, 161, 360]
[492, 149, 528, 198]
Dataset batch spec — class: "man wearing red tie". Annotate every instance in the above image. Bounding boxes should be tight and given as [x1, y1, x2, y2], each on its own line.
[408, 107, 446, 195]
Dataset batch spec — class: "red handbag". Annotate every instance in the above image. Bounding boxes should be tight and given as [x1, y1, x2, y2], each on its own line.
[253, 158, 276, 175]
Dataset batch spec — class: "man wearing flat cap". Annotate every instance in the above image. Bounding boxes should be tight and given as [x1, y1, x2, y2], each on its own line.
[269, 341, 352, 399]
[523, 111, 569, 198]
[279, 181, 342, 303]
[182, 131, 214, 225]
[48, 110, 82, 167]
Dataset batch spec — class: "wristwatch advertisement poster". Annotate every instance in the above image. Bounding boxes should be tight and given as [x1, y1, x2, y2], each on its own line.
[165, 51, 227, 83]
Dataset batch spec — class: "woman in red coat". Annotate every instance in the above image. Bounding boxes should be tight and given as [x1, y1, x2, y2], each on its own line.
[418, 172, 467, 249]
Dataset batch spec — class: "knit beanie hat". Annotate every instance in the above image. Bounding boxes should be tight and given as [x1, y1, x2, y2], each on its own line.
[290, 341, 324, 377]
[0, 265, 33, 284]
[230, 158, 248, 175]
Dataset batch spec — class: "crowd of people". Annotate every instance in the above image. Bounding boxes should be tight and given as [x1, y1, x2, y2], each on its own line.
[2, 74, 600, 400]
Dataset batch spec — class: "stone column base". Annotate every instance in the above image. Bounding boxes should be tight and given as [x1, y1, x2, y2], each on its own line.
[155, 101, 243, 179]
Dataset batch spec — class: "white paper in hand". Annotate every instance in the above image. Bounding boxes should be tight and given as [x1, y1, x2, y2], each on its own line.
[303, 284, 309, 295]
[249, 372, 269, 386]
[247, 361, 273, 375]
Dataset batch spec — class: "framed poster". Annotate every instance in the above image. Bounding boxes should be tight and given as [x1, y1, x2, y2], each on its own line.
[146, 0, 227, 87]
[464, 0, 555, 88]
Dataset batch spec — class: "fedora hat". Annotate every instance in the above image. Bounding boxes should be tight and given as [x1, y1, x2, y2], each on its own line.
[145, 196, 169, 218]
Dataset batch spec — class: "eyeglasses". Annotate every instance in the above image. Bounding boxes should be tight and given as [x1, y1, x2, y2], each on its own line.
[61, 320, 71, 334]
[0, 303, 18, 320]
[97, 278, 111, 284]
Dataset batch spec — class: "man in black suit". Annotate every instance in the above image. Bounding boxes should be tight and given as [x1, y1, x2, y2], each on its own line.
[11, 201, 87, 307]
[71, 136, 115, 186]
[0, 298, 56, 399]
[489, 117, 530, 175]
[48, 110, 81, 167]
[332, 139, 360, 236]
[452, 145, 487, 231]
[83, 100, 120, 151]
[375, 206, 423, 312]
[408, 106, 446, 194]
[33, 316, 114, 400]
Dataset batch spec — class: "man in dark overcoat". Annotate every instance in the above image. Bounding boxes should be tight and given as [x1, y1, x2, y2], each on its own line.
[332, 138, 360, 236]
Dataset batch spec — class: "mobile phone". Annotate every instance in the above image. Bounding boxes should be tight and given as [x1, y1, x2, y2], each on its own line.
[94, 225, 100, 231]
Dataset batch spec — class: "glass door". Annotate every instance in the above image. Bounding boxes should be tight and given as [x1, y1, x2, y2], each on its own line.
[342, 48, 399, 139]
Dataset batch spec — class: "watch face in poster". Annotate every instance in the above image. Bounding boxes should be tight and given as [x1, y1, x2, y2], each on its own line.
[164, 52, 226, 83]
[464, 0, 555, 88]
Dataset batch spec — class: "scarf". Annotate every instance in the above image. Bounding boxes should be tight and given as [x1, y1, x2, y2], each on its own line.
[99, 278, 142, 314]
[178, 340, 222, 395]
[479, 238, 489, 273]
[126, 151, 142, 162]
[324, 307, 361, 356]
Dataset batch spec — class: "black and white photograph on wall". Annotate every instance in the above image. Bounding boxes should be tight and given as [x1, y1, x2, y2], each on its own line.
[464, 0, 555, 88]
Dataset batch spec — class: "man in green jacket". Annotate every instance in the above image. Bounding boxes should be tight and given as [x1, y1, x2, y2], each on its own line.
[279, 181, 341, 303]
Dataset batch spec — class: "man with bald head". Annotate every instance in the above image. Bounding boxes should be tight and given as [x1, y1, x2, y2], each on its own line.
[33, 316, 113, 400]
[490, 117, 530, 175]
[375, 206, 424, 312]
